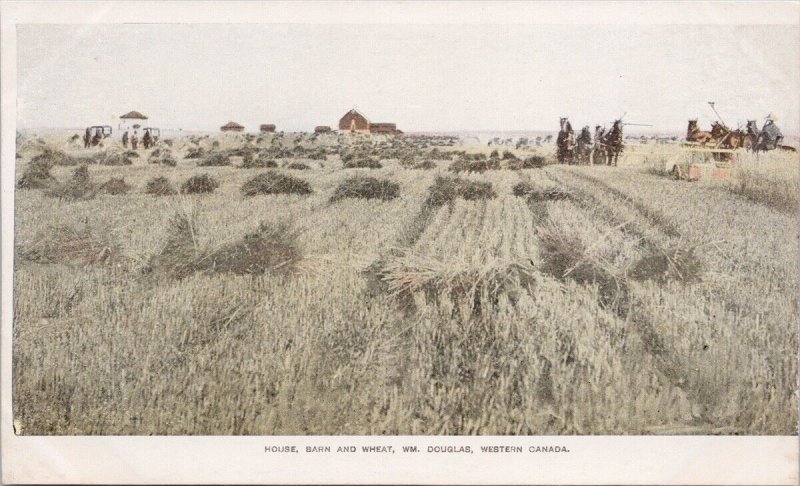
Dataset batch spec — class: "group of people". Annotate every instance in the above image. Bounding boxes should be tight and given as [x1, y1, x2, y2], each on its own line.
[121, 128, 157, 150]
[82, 127, 159, 150]
[557, 118, 624, 166]
[83, 127, 106, 148]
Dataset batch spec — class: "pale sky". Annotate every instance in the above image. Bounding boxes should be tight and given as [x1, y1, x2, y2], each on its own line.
[17, 23, 800, 134]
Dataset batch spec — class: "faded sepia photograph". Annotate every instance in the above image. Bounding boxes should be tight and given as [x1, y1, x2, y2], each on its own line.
[10, 14, 799, 441]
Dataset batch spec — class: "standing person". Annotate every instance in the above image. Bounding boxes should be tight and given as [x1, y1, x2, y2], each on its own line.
[83, 127, 91, 148]
[131, 131, 139, 150]
[91, 128, 102, 147]
[143, 129, 152, 149]
[122, 130, 129, 149]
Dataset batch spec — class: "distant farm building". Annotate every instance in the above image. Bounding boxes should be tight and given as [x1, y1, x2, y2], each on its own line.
[369, 123, 402, 135]
[315, 126, 332, 133]
[119, 111, 148, 131]
[339, 109, 370, 133]
[221, 121, 245, 132]
[338, 108, 402, 135]
[260, 124, 276, 133]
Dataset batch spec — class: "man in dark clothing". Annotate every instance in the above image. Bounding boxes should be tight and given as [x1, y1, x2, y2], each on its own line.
[143, 129, 152, 149]
[757, 114, 783, 151]
[91, 128, 102, 147]
[83, 127, 91, 148]
[122, 131, 129, 149]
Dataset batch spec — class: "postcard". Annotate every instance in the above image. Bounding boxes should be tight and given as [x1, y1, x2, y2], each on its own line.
[1, 1, 798, 484]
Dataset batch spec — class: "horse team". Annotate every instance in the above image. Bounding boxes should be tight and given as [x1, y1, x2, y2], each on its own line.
[556, 118, 625, 166]
[686, 115, 794, 153]
[556, 114, 793, 167]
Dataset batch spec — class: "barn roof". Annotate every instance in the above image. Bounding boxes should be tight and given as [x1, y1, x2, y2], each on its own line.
[120, 111, 148, 119]
[344, 108, 370, 123]
[221, 121, 245, 129]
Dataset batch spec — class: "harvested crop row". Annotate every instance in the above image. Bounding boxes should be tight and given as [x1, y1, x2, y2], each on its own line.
[571, 167, 797, 296]
[546, 168, 678, 250]
[365, 173, 538, 317]
[551, 167, 681, 238]
[523, 188, 713, 429]
[415, 197, 537, 267]
[524, 169, 796, 433]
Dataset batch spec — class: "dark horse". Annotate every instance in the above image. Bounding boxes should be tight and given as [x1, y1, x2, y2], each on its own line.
[708, 122, 748, 161]
[746, 120, 760, 151]
[686, 119, 715, 145]
[556, 117, 575, 164]
[576, 126, 592, 165]
[601, 120, 624, 166]
[709, 122, 747, 150]
[591, 125, 605, 165]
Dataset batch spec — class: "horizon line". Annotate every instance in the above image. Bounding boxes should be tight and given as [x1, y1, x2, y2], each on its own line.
[16, 126, 693, 134]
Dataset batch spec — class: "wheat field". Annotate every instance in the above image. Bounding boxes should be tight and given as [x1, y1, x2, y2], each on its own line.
[12, 130, 798, 435]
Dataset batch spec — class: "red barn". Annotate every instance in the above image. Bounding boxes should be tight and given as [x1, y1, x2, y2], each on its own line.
[339, 109, 370, 133]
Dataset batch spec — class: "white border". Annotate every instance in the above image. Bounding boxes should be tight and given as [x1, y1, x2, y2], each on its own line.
[2, 2, 799, 484]
[4, 436, 799, 485]
[2, 0, 800, 25]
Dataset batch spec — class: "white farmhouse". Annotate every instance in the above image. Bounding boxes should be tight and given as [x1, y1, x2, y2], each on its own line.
[118, 111, 149, 132]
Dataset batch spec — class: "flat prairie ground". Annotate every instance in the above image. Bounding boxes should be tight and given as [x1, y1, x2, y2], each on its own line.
[12, 130, 799, 435]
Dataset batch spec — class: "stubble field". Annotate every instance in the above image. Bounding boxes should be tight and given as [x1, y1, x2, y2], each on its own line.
[12, 130, 799, 435]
